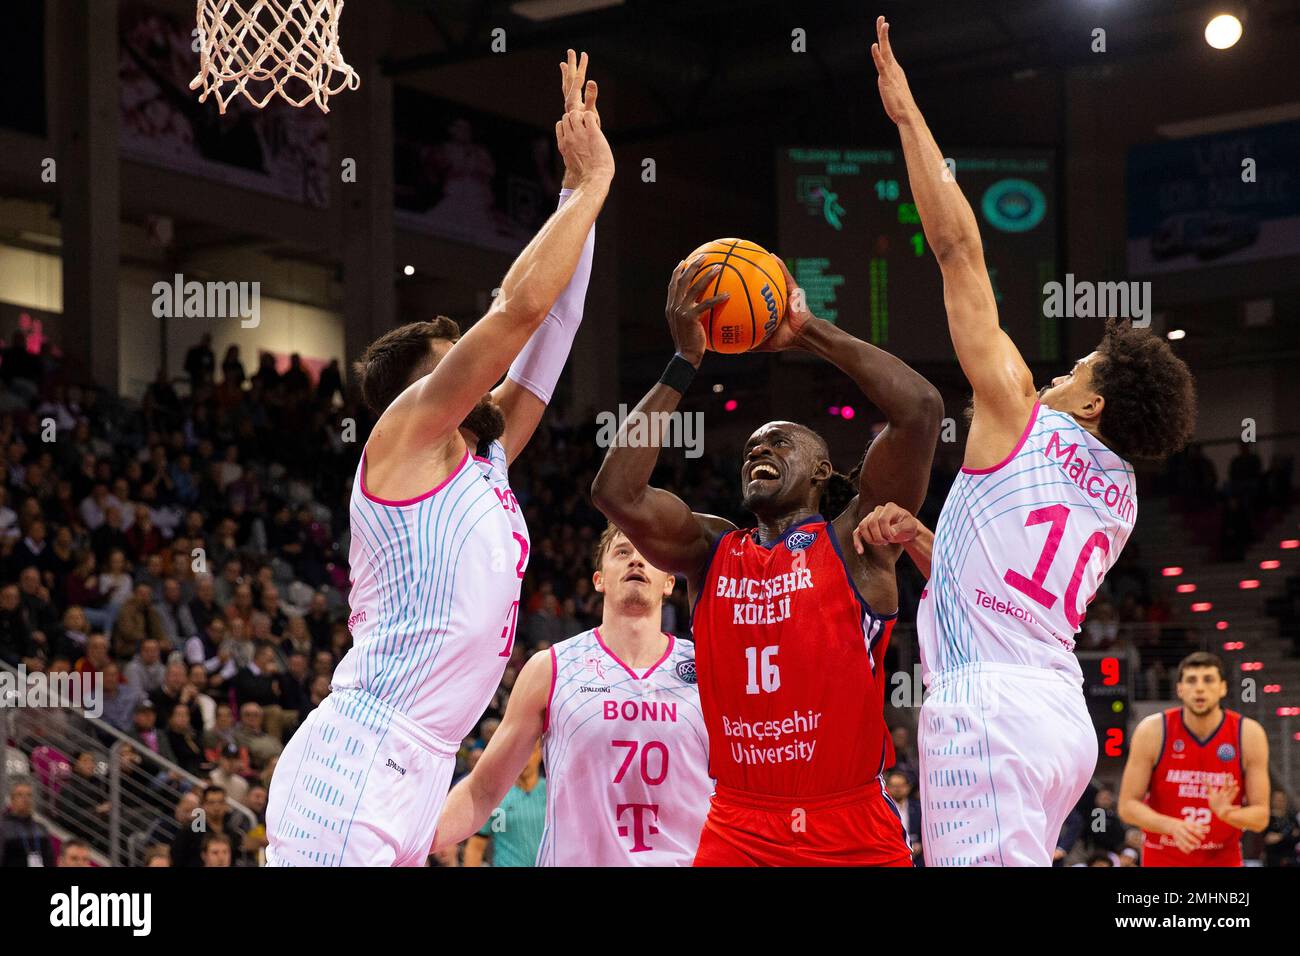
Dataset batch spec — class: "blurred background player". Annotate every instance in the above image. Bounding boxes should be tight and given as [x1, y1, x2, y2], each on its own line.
[871, 16, 1196, 866]
[436, 525, 711, 866]
[265, 52, 613, 866]
[462, 742, 546, 867]
[591, 255, 942, 866]
[1118, 652, 1269, 866]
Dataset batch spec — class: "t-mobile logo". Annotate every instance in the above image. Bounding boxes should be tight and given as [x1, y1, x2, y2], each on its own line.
[616, 803, 660, 852]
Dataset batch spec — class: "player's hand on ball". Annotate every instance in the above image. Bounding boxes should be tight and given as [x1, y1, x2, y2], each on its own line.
[1169, 816, 1208, 855]
[1206, 781, 1239, 821]
[853, 502, 919, 552]
[752, 256, 812, 352]
[870, 16, 920, 126]
[556, 107, 614, 188]
[666, 257, 726, 366]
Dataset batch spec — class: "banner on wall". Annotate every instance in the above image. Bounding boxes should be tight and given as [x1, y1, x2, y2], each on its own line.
[394, 87, 562, 253]
[1126, 120, 1300, 275]
[118, 2, 331, 207]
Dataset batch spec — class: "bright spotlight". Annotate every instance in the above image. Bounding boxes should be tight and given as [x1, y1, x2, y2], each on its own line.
[1166, 329, 1186, 341]
[1205, 13, 1242, 49]
[403, 265, 415, 276]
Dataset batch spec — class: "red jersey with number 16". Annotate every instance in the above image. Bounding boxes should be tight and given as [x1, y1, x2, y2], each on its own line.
[692, 516, 897, 798]
[1142, 707, 1245, 867]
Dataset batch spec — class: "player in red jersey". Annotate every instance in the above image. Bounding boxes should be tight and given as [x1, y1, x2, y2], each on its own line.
[591, 256, 943, 866]
[1118, 652, 1269, 866]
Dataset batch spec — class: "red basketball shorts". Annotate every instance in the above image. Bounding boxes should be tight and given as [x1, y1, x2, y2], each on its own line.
[692, 780, 913, 867]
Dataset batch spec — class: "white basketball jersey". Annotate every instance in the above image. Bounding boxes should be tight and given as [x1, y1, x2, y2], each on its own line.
[919, 404, 1136, 684]
[537, 628, 712, 866]
[332, 440, 529, 749]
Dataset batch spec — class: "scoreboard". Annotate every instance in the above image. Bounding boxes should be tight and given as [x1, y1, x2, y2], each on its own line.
[1078, 651, 1133, 757]
[776, 147, 1060, 364]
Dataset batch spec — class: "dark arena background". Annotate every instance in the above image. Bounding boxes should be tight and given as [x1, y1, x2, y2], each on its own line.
[0, 0, 1297, 934]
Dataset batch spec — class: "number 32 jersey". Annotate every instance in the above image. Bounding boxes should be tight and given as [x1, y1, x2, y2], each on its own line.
[919, 403, 1136, 685]
[537, 628, 712, 866]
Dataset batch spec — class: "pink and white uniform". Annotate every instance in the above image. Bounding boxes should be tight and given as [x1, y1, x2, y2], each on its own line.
[537, 628, 712, 866]
[267, 439, 530, 866]
[917, 403, 1136, 866]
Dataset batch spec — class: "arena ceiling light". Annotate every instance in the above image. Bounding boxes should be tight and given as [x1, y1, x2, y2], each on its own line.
[403, 265, 415, 276]
[510, 0, 625, 22]
[1166, 329, 1186, 340]
[1204, 13, 1243, 49]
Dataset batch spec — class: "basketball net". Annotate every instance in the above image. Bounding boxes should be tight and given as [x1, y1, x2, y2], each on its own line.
[189, 0, 360, 114]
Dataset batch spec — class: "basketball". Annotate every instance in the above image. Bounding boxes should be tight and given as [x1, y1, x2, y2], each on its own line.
[686, 238, 788, 353]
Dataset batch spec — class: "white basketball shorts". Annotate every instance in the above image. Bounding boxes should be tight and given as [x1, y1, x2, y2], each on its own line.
[266, 688, 458, 867]
[918, 662, 1097, 867]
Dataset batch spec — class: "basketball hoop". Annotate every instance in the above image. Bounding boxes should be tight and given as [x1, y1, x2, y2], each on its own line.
[189, 0, 360, 114]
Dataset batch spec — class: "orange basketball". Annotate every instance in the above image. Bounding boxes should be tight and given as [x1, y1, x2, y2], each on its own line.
[687, 238, 788, 353]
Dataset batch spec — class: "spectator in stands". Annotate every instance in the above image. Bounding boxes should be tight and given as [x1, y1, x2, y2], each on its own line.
[58, 838, 92, 867]
[186, 663, 216, 730]
[129, 700, 172, 762]
[58, 751, 110, 847]
[1263, 790, 1299, 867]
[100, 660, 142, 733]
[233, 702, 283, 771]
[239, 784, 269, 865]
[64, 551, 111, 632]
[150, 660, 202, 735]
[0, 583, 37, 667]
[112, 583, 167, 661]
[74, 633, 112, 676]
[92, 509, 131, 566]
[143, 845, 171, 867]
[58, 606, 91, 660]
[1087, 787, 1128, 854]
[885, 769, 924, 865]
[172, 785, 239, 867]
[164, 703, 206, 777]
[184, 333, 214, 391]
[211, 743, 251, 803]
[201, 832, 233, 867]
[97, 548, 134, 614]
[0, 778, 55, 867]
[278, 651, 310, 730]
[124, 637, 166, 695]
[889, 725, 918, 784]
[154, 578, 196, 647]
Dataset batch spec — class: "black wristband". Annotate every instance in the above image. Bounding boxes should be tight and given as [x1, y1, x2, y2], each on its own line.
[659, 353, 697, 394]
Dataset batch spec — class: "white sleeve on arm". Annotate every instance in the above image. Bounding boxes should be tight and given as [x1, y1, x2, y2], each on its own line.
[505, 189, 594, 405]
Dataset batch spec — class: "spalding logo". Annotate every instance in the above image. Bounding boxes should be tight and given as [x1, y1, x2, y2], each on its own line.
[1217, 743, 1236, 762]
[675, 660, 697, 684]
[787, 530, 817, 552]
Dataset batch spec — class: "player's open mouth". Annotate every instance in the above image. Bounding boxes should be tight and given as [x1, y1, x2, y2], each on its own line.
[623, 570, 648, 584]
[746, 461, 781, 486]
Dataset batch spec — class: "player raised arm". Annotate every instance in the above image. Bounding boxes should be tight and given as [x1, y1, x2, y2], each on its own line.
[378, 101, 613, 458]
[590, 258, 736, 590]
[433, 650, 552, 853]
[1117, 713, 1209, 853]
[871, 17, 1036, 468]
[768, 257, 941, 527]
[493, 50, 602, 465]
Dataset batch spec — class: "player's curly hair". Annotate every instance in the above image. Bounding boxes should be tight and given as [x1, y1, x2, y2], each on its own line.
[1091, 319, 1196, 461]
[353, 317, 461, 415]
